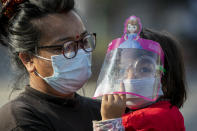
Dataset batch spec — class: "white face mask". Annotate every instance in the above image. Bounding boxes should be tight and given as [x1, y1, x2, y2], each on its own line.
[123, 77, 163, 109]
[36, 49, 92, 94]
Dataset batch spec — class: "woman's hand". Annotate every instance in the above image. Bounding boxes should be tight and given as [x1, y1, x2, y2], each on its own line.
[101, 83, 126, 121]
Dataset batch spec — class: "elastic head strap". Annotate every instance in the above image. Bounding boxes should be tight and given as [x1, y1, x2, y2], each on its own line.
[156, 65, 166, 73]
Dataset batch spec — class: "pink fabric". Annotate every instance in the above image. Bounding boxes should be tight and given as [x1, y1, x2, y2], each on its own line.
[122, 101, 185, 131]
[137, 38, 164, 65]
[107, 37, 125, 53]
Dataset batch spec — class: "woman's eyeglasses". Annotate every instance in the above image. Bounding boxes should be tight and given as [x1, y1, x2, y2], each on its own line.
[36, 33, 96, 59]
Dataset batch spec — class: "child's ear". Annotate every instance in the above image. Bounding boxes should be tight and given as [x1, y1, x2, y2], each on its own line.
[18, 53, 35, 73]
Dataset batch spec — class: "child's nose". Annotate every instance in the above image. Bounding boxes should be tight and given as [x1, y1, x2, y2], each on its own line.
[127, 69, 136, 79]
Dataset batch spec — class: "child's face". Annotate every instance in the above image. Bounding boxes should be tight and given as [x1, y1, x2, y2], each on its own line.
[127, 19, 140, 34]
[124, 57, 156, 79]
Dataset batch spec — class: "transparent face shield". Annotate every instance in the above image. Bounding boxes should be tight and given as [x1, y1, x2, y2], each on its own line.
[93, 16, 165, 107]
[94, 48, 164, 100]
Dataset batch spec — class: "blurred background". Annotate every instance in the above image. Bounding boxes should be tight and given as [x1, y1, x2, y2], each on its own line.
[0, 0, 197, 130]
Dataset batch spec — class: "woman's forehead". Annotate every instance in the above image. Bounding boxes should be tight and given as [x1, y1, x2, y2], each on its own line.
[33, 11, 86, 46]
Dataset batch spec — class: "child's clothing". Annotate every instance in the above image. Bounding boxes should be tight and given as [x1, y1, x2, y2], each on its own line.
[93, 101, 185, 131]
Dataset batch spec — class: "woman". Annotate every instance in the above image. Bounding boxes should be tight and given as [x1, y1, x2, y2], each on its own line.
[0, 0, 101, 130]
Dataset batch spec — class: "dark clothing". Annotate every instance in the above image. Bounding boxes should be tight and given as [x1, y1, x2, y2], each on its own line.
[0, 86, 101, 131]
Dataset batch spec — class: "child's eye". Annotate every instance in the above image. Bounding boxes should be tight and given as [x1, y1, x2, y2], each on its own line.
[136, 66, 154, 78]
[140, 67, 151, 73]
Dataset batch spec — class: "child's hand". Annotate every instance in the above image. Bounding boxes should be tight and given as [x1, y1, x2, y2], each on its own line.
[101, 83, 126, 121]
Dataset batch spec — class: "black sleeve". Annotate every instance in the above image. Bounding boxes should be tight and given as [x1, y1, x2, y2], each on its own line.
[12, 125, 52, 131]
[0, 100, 53, 131]
[81, 96, 102, 121]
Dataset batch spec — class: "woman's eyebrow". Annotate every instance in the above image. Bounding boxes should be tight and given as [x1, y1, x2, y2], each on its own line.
[53, 30, 88, 44]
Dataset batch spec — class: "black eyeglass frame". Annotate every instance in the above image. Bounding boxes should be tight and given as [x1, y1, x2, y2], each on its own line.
[35, 32, 96, 59]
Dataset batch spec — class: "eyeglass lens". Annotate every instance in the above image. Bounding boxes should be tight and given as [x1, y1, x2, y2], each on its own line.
[63, 34, 96, 59]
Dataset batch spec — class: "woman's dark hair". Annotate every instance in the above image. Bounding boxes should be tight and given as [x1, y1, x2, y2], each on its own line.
[0, 0, 75, 90]
[140, 28, 187, 108]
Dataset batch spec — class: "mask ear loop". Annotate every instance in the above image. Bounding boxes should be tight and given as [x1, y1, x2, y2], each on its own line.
[34, 55, 51, 61]
[34, 45, 51, 61]
[158, 66, 166, 74]
[33, 46, 51, 78]
[33, 70, 45, 79]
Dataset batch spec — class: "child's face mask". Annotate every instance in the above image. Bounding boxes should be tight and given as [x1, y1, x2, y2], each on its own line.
[123, 77, 163, 109]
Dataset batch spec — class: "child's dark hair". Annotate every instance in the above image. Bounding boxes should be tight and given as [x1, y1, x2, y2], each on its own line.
[0, 0, 75, 90]
[141, 28, 187, 108]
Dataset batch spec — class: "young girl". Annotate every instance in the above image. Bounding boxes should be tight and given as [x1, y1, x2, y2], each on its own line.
[93, 16, 186, 131]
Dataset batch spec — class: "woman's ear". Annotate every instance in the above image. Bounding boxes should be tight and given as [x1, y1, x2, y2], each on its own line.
[18, 53, 35, 73]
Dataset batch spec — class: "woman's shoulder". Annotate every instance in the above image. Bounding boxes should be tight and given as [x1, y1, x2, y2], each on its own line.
[0, 93, 53, 130]
[0, 94, 32, 116]
[0, 95, 34, 130]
